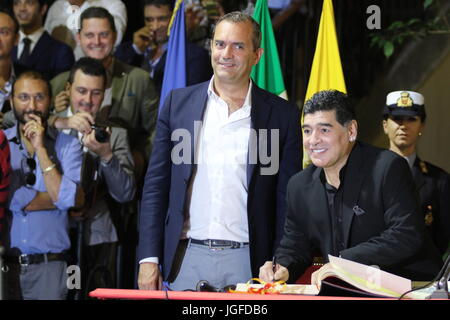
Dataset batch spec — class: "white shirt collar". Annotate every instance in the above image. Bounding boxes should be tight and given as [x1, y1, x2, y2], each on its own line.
[19, 27, 45, 45]
[207, 76, 253, 111]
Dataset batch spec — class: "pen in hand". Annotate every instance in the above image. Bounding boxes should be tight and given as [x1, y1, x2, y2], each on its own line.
[272, 256, 277, 281]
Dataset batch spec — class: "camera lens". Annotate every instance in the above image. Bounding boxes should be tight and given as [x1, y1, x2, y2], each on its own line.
[94, 127, 109, 143]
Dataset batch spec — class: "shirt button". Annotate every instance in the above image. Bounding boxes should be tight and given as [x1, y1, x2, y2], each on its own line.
[22, 239, 27, 243]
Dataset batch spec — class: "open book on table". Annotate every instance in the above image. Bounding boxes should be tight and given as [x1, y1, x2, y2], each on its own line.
[235, 255, 429, 299]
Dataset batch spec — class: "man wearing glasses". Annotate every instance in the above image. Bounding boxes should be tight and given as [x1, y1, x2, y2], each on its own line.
[3, 71, 83, 300]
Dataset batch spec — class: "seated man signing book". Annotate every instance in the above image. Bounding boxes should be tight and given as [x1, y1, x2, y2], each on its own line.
[243, 255, 428, 298]
[259, 90, 443, 283]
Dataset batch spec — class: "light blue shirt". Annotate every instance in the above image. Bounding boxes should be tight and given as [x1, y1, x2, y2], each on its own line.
[5, 124, 82, 254]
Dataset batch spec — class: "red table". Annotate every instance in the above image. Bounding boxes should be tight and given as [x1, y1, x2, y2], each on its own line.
[89, 288, 390, 300]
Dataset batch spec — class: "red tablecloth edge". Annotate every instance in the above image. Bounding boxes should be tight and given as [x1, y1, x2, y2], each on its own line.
[89, 288, 392, 300]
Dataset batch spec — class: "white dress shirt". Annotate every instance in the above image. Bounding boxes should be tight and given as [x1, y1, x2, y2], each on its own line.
[17, 28, 45, 58]
[140, 78, 253, 265]
[185, 79, 252, 242]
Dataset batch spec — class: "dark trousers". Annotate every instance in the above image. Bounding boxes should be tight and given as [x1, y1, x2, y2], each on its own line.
[82, 242, 117, 298]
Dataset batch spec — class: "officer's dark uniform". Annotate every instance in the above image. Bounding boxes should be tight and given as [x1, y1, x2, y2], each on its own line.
[384, 91, 450, 257]
[412, 157, 450, 255]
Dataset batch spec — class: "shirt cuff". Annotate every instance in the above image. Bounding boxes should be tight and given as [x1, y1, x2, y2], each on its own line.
[139, 257, 159, 264]
[54, 174, 77, 210]
[9, 186, 37, 212]
[100, 155, 115, 167]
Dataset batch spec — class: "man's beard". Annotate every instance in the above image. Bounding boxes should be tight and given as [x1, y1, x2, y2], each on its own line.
[14, 109, 49, 125]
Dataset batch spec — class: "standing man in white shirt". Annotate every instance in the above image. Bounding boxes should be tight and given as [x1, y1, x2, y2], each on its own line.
[137, 11, 302, 291]
[44, 0, 127, 59]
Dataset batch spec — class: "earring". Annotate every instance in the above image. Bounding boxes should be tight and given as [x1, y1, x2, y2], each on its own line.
[349, 137, 355, 142]
[418, 132, 422, 136]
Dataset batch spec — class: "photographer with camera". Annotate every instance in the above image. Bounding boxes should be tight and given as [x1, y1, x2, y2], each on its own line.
[51, 57, 136, 294]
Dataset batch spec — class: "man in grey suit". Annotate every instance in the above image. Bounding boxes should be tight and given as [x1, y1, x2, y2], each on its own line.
[50, 7, 158, 177]
[52, 57, 136, 292]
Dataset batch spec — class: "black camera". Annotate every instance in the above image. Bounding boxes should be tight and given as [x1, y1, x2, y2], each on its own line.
[91, 125, 110, 143]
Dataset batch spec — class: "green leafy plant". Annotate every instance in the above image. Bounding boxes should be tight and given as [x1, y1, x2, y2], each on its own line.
[370, 0, 450, 58]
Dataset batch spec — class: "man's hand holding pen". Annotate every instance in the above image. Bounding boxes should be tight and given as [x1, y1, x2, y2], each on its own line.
[259, 257, 289, 283]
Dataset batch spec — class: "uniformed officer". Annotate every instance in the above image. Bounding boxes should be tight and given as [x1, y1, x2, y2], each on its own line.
[382, 91, 450, 257]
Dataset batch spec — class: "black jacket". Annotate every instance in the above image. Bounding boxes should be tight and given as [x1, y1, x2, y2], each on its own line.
[276, 142, 443, 282]
[412, 157, 450, 255]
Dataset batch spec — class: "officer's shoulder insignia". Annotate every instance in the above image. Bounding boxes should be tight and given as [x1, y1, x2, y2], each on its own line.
[424, 205, 433, 226]
[419, 160, 428, 174]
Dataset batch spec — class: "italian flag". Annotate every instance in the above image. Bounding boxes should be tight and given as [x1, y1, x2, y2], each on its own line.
[251, 0, 288, 100]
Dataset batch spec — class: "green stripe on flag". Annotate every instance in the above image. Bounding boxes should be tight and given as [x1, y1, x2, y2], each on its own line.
[251, 0, 287, 99]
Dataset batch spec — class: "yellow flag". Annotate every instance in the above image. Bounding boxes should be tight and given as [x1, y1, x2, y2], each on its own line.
[302, 0, 347, 167]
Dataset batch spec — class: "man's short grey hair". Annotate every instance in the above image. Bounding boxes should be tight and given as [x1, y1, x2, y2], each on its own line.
[213, 11, 261, 50]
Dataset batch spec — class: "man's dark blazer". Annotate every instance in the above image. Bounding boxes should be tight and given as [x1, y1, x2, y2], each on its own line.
[138, 81, 302, 280]
[276, 142, 443, 282]
[114, 41, 213, 94]
[412, 157, 450, 255]
[13, 31, 74, 80]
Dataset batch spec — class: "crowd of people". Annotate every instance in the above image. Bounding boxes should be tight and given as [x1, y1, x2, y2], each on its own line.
[0, 0, 448, 300]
